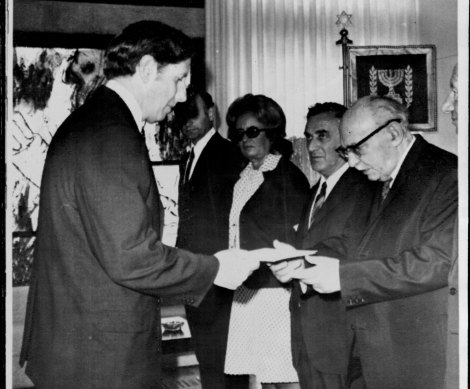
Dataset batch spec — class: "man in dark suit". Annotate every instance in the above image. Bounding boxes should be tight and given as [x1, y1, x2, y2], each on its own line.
[291, 96, 457, 389]
[19, 21, 259, 389]
[441, 63, 459, 389]
[174, 89, 245, 389]
[270, 103, 377, 389]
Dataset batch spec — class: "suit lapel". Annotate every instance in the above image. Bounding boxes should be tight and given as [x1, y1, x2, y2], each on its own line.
[359, 136, 426, 243]
[311, 180, 343, 226]
[187, 132, 222, 184]
[307, 168, 355, 229]
[298, 183, 319, 236]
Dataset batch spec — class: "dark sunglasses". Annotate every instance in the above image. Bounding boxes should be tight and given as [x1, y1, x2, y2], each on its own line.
[231, 126, 273, 142]
[336, 118, 402, 160]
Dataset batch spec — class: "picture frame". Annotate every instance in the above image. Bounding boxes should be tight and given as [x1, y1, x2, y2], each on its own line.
[151, 162, 181, 247]
[10, 32, 205, 285]
[346, 45, 437, 132]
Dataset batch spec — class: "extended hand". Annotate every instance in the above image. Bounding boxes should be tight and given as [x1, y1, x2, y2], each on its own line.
[269, 259, 305, 283]
[291, 256, 341, 293]
[213, 249, 260, 290]
[268, 240, 304, 283]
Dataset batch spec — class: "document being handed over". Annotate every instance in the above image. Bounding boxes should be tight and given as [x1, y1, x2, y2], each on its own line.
[246, 240, 317, 264]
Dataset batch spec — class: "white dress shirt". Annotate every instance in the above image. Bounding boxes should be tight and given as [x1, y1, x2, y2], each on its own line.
[187, 128, 216, 180]
[308, 162, 349, 227]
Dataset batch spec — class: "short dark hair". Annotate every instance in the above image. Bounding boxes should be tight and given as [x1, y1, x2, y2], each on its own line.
[226, 94, 292, 157]
[306, 102, 347, 120]
[104, 20, 194, 79]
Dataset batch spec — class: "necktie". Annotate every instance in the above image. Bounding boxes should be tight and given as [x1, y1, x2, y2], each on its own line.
[183, 147, 195, 184]
[381, 179, 392, 202]
[308, 182, 327, 228]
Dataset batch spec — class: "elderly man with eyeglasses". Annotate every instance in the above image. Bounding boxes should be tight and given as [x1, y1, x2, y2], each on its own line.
[281, 95, 457, 389]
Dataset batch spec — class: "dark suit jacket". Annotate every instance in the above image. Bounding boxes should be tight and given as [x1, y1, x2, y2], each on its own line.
[176, 132, 244, 389]
[239, 156, 310, 288]
[340, 135, 457, 389]
[20, 86, 219, 389]
[290, 167, 377, 376]
[177, 131, 244, 255]
[445, 217, 458, 389]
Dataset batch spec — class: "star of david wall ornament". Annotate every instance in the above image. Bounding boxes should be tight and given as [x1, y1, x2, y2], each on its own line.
[346, 45, 437, 132]
[336, 11, 352, 30]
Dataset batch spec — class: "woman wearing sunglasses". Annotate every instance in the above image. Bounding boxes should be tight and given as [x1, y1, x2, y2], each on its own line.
[224, 94, 309, 389]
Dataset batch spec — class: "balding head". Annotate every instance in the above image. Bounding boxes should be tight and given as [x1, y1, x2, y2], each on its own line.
[338, 96, 413, 182]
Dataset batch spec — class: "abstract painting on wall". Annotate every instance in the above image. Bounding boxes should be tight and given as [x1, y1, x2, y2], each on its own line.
[11, 46, 185, 285]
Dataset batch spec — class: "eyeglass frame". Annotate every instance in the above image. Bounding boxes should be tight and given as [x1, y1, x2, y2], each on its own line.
[335, 118, 403, 160]
[230, 125, 276, 142]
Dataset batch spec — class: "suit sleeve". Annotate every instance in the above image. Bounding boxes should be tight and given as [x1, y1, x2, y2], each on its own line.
[340, 170, 457, 306]
[76, 124, 219, 305]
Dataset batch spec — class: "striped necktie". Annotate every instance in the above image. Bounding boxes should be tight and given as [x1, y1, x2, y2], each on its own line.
[183, 147, 195, 184]
[381, 179, 392, 202]
[308, 181, 327, 228]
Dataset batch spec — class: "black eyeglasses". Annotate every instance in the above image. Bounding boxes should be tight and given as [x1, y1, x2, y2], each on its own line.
[336, 118, 402, 160]
[231, 126, 273, 142]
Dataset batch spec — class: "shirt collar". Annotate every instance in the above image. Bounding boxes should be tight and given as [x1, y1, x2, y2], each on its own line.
[389, 135, 416, 187]
[192, 128, 216, 158]
[318, 162, 349, 199]
[106, 80, 145, 130]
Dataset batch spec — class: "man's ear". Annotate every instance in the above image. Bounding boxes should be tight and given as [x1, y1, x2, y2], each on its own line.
[388, 121, 404, 146]
[136, 55, 157, 83]
[208, 106, 215, 123]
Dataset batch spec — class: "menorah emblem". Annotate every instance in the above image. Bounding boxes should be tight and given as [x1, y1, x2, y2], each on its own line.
[369, 66, 414, 107]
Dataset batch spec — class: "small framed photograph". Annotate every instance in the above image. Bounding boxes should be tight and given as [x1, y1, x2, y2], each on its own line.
[346, 45, 437, 132]
[151, 163, 181, 246]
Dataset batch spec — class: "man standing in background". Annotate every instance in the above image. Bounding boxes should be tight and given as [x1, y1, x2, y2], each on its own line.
[271, 103, 377, 389]
[175, 88, 245, 389]
[441, 63, 459, 389]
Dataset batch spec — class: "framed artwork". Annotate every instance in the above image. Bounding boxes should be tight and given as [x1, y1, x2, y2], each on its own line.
[151, 163, 181, 247]
[346, 45, 437, 132]
[10, 32, 205, 285]
[12, 45, 106, 286]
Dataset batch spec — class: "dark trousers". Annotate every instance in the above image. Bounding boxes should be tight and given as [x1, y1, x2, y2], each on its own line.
[296, 337, 346, 389]
[186, 286, 248, 389]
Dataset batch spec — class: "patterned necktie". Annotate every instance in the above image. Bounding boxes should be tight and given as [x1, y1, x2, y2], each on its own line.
[183, 147, 195, 184]
[381, 179, 392, 202]
[308, 181, 327, 228]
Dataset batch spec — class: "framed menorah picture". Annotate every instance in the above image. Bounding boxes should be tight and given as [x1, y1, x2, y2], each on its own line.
[345, 45, 437, 132]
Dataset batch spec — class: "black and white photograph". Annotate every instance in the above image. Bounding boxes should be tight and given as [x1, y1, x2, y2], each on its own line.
[2, 1, 467, 389]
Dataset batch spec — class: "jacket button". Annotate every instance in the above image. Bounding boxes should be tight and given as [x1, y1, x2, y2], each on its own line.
[450, 287, 457, 295]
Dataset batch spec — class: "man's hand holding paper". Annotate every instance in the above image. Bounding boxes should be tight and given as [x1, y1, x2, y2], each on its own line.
[290, 256, 341, 293]
[213, 249, 260, 290]
[213, 241, 317, 290]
